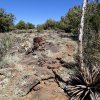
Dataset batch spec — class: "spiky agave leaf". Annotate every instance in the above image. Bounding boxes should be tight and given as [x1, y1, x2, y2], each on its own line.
[66, 65, 100, 100]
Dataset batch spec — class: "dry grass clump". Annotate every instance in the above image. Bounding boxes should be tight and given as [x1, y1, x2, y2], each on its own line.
[0, 35, 13, 68]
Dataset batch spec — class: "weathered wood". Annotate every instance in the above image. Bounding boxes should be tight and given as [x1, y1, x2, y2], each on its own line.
[79, 0, 88, 68]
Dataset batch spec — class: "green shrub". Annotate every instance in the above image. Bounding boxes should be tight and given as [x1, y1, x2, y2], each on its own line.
[0, 8, 15, 32]
[43, 19, 57, 30]
[60, 6, 81, 33]
[27, 22, 35, 29]
[83, 3, 100, 66]
[16, 20, 27, 30]
[37, 24, 45, 32]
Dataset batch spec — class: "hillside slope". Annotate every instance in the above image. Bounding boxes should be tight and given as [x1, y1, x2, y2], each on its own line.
[0, 30, 78, 100]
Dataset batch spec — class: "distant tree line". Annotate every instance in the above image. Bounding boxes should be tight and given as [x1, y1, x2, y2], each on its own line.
[15, 20, 35, 30]
[0, 8, 35, 32]
[37, 3, 100, 34]
[0, 2, 99, 34]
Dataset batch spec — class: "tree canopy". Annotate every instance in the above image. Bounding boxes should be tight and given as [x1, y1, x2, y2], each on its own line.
[0, 8, 15, 32]
[36, 2, 100, 35]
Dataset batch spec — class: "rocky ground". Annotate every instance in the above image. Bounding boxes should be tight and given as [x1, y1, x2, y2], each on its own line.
[0, 30, 78, 100]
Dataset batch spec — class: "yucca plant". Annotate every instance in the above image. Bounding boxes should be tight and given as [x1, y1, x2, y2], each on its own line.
[66, 65, 100, 100]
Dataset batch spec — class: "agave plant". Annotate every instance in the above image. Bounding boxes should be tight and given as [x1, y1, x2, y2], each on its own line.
[66, 65, 100, 100]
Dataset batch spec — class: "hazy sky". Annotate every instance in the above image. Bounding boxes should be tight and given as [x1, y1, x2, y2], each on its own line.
[0, 0, 82, 25]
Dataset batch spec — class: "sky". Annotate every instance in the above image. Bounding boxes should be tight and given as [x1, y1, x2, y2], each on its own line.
[0, 0, 82, 25]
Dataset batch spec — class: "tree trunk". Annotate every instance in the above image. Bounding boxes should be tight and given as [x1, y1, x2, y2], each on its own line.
[79, 0, 88, 68]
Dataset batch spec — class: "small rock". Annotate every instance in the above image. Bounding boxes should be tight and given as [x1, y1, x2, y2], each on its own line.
[53, 67, 72, 82]
[0, 75, 5, 81]
[0, 78, 10, 87]
[53, 67, 74, 90]
[58, 81, 67, 90]
[33, 84, 42, 91]
[0, 68, 16, 78]
[34, 67, 55, 80]
[14, 74, 40, 96]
